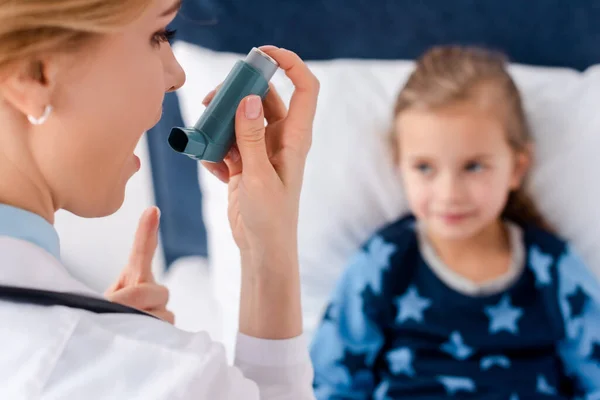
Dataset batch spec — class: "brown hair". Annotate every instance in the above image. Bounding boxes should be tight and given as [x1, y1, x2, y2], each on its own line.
[392, 46, 551, 231]
[0, 0, 153, 74]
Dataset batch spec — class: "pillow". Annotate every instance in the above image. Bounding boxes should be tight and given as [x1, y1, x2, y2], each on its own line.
[173, 41, 600, 358]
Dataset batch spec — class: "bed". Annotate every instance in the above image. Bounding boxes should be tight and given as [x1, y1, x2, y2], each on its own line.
[147, 0, 600, 356]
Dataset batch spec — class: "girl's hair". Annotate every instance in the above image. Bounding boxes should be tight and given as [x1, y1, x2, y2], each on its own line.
[0, 0, 153, 74]
[392, 45, 551, 231]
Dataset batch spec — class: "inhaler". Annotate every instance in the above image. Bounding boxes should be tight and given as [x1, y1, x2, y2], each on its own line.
[168, 47, 279, 162]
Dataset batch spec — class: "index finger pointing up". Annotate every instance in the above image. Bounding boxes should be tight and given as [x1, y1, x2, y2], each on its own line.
[126, 206, 160, 284]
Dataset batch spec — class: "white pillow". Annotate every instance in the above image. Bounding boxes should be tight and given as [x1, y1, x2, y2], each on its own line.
[173, 41, 600, 358]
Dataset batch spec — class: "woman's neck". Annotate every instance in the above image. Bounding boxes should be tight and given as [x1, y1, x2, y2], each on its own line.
[426, 219, 512, 284]
[0, 112, 55, 224]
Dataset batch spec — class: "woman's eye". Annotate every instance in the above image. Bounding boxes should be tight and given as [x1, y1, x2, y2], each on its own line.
[152, 29, 177, 47]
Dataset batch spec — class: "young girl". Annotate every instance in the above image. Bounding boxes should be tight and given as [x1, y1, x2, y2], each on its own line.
[310, 46, 600, 399]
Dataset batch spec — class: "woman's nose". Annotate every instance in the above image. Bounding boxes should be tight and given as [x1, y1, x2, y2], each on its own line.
[164, 50, 186, 93]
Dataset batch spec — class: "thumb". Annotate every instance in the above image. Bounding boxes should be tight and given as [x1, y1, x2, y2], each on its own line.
[234, 95, 270, 173]
[125, 206, 160, 284]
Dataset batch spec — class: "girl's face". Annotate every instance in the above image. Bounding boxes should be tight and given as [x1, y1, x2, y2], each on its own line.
[396, 102, 529, 241]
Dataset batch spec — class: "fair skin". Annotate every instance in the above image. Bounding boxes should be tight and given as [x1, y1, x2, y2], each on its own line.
[396, 100, 529, 284]
[104, 206, 175, 323]
[0, 0, 319, 339]
[201, 47, 319, 337]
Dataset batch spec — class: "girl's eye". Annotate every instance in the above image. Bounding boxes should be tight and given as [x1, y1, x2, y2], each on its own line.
[152, 29, 177, 47]
[465, 162, 484, 173]
[415, 163, 433, 174]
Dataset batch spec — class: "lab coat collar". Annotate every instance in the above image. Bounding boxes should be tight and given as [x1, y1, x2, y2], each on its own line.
[0, 237, 101, 298]
[0, 203, 60, 261]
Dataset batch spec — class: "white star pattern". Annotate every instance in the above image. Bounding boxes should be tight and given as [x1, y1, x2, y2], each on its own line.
[441, 331, 473, 361]
[555, 249, 593, 340]
[480, 355, 511, 370]
[373, 381, 391, 400]
[536, 375, 557, 395]
[350, 236, 396, 294]
[529, 246, 554, 287]
[484, 294, 524, 335]
[395, 285, 432, 324]
[438, 376, 476, 396]
[366, 235, 398, 270]
[387, 347, 415, 376]
[320, 231, 595, 398]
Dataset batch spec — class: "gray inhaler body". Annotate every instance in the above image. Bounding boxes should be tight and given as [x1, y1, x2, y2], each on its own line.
[168, 48, 279, 162]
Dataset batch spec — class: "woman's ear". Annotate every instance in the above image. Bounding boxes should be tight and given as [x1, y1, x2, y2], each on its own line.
[510, 143, 532, 190]
[0, 57, 58, 121]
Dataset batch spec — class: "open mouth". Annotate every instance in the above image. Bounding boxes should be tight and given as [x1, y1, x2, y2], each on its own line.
[133, 154, 141, 171]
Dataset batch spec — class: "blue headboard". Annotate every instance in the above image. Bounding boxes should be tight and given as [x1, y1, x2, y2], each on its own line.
[150, 0, 600, 268]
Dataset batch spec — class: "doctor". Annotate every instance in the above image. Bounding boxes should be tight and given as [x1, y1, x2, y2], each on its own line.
[0, 0, 319, 398]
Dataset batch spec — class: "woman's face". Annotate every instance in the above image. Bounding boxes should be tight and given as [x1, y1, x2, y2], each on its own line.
[32, 0, 185, 217]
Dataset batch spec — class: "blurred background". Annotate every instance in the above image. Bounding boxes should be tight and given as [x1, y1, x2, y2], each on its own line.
[54, 0, 600, 358]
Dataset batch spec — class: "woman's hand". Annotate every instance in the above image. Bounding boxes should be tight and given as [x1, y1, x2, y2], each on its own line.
[201, 46, 319, 339]
[201, 46, 319, 262]
[105, 207, 174, 324]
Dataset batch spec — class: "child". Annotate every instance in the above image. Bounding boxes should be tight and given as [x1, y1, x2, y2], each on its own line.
[310, 46, 600, 399]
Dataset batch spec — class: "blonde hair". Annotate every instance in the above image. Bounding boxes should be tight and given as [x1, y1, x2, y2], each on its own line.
[392, 46, 551, 231]
[0, 0, 153, 73]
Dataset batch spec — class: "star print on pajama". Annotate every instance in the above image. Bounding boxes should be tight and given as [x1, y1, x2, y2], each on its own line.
[530, 245, 554, 287]
[309, 215, 600, 399]
[537, 374, 557, 395]
[386, 347, 415, 376]
[480, 355, 511, 370]
[354, 235, 398, 294]
[441, 331, 473, 360]
[438, 376, 477, 395]
[484, 294, 524, 334]
[395, 285, 432, 324]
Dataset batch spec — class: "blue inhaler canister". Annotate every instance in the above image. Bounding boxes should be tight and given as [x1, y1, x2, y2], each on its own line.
[168, 47, 279, 162]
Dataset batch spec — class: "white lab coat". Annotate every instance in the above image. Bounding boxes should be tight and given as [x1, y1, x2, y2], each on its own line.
[0, 237, 315, 400]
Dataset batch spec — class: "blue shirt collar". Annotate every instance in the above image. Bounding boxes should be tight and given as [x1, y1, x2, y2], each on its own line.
[0, 204, 60, 260]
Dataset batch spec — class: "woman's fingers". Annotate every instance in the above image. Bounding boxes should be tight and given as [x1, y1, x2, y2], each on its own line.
[201, 81, 283, 177]
[202, 83, 223, 106]
[149, 309, 176, 324]
[200, 47, 318, 183]
[263, 83, 288, 123]
[223, 145, 242, 177]
[201, 160, 230, 183]
[125, 207, 160, 285]
[233, 95, 271, 175]
[107, 283, 169, 311]
[202, 90, 215, 106]
[203, 81, 286, 127]
[201, 148, 243, 182]
[259, 47, 319, 150]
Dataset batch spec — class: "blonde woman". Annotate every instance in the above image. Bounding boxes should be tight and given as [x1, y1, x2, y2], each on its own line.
[0, 0, 319, 398]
